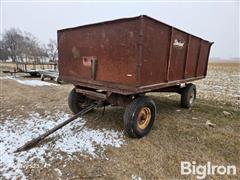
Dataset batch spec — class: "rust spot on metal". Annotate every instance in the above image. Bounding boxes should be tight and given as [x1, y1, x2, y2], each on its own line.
[82, 56, 93, 67]
[71, 47, 80, 59]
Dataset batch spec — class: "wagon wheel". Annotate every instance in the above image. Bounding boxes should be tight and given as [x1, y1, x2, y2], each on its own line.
[68, 88, 94, 114]
[180, 83, 196, 108]
[55, 77, 61, 84]
[40, 74, 45, 81]
[123, 96, 157, 138]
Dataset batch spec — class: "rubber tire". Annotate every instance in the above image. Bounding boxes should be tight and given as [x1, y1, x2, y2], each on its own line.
[68, 88, 89, 114]
[123, 96, 157, 138]
[180, 83, 196, 108]
[29, 72, 40, 77]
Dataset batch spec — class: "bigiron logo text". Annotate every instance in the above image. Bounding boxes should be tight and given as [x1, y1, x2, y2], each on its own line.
[181, 161, 236, 179]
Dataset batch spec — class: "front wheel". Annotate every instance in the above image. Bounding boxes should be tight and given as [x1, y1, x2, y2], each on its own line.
[123, 96, 157, 138]
[180, 83, 196, 108]
[68, 88, 93, 114]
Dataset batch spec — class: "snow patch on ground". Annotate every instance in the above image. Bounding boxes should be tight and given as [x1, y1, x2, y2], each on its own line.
[196, 68, 240, 106]
[0, 111, 124, 179]
[132, 174, 142, 180]
[0, 76, 9, 80]
[0, 76, 58, 86]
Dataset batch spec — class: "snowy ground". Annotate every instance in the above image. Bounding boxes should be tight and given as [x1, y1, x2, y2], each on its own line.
[0, 76, 58, 86]
[0, 111, 124, 179]
[196, 63, 240, 106]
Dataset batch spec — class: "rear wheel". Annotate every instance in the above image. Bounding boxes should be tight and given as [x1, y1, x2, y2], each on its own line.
[55, 77, 61, 84]
[68, 88, 94, 114]
[180, 83, 196, 108]
[123, 96, 157, 138]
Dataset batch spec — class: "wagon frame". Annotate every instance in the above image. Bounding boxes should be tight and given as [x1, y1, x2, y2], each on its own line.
[58, 15, 213, 138]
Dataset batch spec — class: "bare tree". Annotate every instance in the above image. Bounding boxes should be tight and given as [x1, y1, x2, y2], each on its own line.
[2, 28, 24, 62]
[0, 40, 8, 61]
[23, 32, 41, 62]
[47, 39, 58, 62]
[2, 28, 47, 63]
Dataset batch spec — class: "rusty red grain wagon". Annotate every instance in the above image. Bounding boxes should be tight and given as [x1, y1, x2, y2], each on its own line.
[58, 15, 213, 138]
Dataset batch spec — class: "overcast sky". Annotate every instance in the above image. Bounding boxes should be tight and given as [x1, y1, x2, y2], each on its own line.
[1, 1, 239, 58]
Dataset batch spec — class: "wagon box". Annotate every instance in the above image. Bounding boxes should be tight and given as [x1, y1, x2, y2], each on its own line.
[58, 15, 213, 138]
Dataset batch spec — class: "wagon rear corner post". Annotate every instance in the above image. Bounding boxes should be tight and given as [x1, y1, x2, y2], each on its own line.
[57, 15, 213, 138]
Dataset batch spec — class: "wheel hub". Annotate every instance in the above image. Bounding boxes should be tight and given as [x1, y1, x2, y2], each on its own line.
[137, 107, 151, 129]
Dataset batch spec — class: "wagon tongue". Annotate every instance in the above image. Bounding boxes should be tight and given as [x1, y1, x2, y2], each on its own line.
[14, 101, 102, 153]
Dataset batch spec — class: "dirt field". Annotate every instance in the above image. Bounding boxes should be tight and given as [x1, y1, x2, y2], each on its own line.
[0, 61, 239, 180]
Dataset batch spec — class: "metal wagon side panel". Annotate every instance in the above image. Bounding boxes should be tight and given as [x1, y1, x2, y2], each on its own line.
[167, 28, 189, 82]
[184, 36, 201, 78]
[58, 15, 213, 95]
[139, 16, 213, 88]
[58, 18, 140, 87]
[140, 16, 171, 86]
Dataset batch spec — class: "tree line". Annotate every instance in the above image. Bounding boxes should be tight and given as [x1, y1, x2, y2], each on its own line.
[0, 28, 57, 63]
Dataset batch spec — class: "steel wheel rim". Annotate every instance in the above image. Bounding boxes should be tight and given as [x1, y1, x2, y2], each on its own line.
[137, 107, 151, 129]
